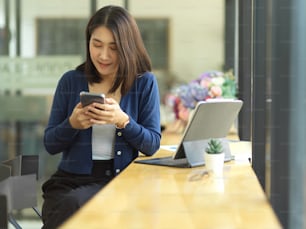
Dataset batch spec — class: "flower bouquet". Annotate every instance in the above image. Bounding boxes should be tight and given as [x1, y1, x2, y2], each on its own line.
[164, 70, 237, 133]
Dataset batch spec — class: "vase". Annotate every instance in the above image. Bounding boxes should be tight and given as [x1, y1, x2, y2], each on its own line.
[204, 152, 225, 177]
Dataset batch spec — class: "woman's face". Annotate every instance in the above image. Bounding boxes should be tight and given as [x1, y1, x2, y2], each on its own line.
[89, 26, 119, 79]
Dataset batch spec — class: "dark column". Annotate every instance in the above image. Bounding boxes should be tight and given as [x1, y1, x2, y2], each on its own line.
[238, 0, 252, 141]
[269, 0, 291, 227]
[124, 0, 129, 10]
[0, 195, 8, 229]
[15, 0, 21, 56]
[288, 1, 306, 228]
[224, 0, 236, 71]
[252, 0, 269, 191]
[2, 0, 10, 55]
[90, 0, 97, 15]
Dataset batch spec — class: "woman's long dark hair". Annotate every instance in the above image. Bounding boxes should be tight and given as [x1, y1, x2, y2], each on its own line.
[76, 5, 152, 96]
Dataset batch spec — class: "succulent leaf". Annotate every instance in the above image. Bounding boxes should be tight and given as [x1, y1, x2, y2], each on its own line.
[205, 139, 223, 154]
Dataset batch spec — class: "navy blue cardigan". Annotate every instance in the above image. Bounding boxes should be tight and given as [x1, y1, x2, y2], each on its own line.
[44, 70, 161, 176]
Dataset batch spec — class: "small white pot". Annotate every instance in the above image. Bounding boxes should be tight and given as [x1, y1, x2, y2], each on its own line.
[204, 152, 225, 176]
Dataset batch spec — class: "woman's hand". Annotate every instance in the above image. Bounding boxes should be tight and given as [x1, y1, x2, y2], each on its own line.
[86, 98, 129, 127]
[69, 102, 94, 129]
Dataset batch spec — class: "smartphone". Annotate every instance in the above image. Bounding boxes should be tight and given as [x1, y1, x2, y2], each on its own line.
[80, 91, 105, 107]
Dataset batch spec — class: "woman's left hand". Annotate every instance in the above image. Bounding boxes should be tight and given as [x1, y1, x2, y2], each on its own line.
[86, 98, 129, 126]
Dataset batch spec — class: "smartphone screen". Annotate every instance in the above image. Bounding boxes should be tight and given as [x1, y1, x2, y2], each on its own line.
[80, 91, 105, 107]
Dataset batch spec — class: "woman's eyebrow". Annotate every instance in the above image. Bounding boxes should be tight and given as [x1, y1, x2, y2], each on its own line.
[92, 37, 102, 43]
[91, 37, 116, 45]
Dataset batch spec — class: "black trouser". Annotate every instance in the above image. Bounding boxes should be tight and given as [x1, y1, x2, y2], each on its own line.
[41, 160, 114, 229]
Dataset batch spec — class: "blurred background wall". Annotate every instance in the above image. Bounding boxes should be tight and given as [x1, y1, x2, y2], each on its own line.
[0, 0, 228, 178]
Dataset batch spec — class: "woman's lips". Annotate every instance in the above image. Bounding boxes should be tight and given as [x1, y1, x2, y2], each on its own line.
[99, 63, 111, 68]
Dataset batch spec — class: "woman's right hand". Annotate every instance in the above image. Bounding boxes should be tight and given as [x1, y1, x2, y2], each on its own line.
[69, 102, 93, 129]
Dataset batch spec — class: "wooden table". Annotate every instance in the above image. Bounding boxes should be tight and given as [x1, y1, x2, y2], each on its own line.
[60, 134, 282, 229]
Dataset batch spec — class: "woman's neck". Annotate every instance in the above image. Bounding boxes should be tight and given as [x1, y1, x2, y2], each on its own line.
[88, 81, 121, 102]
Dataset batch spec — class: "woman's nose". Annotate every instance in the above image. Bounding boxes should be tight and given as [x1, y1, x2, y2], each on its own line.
[99, 47, 109, 59]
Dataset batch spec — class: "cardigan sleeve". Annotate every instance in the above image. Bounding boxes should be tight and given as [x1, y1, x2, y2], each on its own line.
[43, 72, 81, 155]
[120, 72, 161, 156]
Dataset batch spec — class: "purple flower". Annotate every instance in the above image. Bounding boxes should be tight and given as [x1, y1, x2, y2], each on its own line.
[164, 70, 237, 113]
[189, 82, 208, 101]
[177, 85, 195, 108]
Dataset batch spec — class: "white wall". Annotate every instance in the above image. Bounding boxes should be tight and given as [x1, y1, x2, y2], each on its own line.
[6, 0, 224, 82]
[20, 0, 90, 58]
[129, 0, 224, 82]
[0, 0, 4, 27]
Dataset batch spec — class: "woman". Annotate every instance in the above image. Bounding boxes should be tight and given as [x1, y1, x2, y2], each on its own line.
[41, 5, 161, 229]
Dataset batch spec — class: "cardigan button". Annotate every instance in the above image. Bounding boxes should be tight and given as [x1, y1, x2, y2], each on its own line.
[117, 131, 122, 136]
[117, 151, 122, 156]
[116, 169, 121, 174]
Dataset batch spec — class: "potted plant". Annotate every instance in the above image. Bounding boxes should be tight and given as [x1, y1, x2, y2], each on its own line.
[204, 138, 225, 176]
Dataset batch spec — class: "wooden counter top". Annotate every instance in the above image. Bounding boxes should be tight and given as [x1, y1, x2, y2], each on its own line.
[60, 134, 282, 229]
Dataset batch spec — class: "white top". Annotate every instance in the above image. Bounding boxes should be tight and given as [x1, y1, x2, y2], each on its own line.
[92, 124, 116, 160]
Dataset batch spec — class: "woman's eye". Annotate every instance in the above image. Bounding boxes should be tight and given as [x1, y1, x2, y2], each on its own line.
[94, 43, 102, 47]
